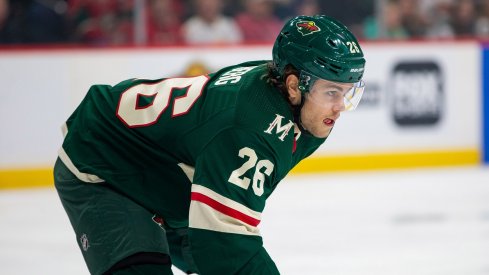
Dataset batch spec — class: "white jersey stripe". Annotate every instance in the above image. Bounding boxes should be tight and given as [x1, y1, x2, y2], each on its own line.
[189, 200, 261, 236]
[58, 147, 104, 183]
[58, 123, 104, 183]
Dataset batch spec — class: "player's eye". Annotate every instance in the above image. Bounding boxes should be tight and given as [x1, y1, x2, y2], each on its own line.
[326, 90, 341, 98]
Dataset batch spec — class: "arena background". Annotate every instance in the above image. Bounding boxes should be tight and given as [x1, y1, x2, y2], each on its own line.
[0, 41, 485, 187]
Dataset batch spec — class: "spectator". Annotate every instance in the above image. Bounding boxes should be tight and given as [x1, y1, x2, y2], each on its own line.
[0, 0, 9, 41]
[398, 0, 429, 38]
[69, 0, 133, 45]
[318, 0, 373, 37]
[68, 0, 112, 44]
[110, 0, 134, 44]
[273, 0, 320, 20]
[294, 0, 320, 17]
[449, 0, 476, 37]
[147, 0, 184, 45]
[363, 0, 408, 40]
[275, 0, 320, 20]
[425, 0, 454, 39]
[0, 0, 6, 23]
[235, 0, 282, 43]
[182, 0, 242, 45]
[0, 0, 68, 44]
[476, 0, 489, 37]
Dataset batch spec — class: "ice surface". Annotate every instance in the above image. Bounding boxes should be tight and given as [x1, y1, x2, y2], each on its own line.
[1, 166, 489, 275]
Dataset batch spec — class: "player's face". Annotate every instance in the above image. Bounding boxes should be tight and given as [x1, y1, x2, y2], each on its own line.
[300, 79, 353, 138]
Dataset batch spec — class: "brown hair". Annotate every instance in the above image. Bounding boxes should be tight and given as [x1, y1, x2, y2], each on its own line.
[265, 61, 300, 106]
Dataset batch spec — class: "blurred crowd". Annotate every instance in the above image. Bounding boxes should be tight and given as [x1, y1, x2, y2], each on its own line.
[1, 0, 489, 46]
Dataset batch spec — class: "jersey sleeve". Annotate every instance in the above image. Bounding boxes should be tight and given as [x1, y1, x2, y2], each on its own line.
[188, 127, 281, 274]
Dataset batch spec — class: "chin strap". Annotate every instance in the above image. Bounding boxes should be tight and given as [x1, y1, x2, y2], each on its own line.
[292, 96, 314, 137]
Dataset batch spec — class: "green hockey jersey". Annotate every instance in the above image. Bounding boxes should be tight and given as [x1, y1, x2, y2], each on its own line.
[59, 60, 326, 273]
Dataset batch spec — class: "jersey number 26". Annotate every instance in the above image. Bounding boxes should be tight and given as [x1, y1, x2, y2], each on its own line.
[228, 147, 274, 197]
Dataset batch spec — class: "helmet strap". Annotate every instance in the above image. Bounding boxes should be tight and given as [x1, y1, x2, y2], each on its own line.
[292, 95, 313, 137]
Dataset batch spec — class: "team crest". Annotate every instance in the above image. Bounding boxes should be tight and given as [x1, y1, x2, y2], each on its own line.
[296, 21, 321, 36]
[264, 114, 294, 141]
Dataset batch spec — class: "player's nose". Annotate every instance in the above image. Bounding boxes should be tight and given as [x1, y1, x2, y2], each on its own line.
[332, 100, 346, 113]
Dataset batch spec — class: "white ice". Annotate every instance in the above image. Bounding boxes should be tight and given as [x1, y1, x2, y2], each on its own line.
[1, 166, 489, 275]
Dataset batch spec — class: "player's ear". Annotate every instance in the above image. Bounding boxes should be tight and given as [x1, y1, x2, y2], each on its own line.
[285, 74, 301, 106]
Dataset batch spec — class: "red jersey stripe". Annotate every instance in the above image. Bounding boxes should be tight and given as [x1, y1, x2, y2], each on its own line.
[191, 192, 261, 227]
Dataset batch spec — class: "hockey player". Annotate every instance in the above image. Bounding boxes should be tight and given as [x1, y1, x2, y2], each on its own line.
[54, 15, 366, 275]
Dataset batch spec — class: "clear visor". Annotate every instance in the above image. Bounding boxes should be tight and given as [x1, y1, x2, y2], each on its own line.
[299, 71, 365, 111]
